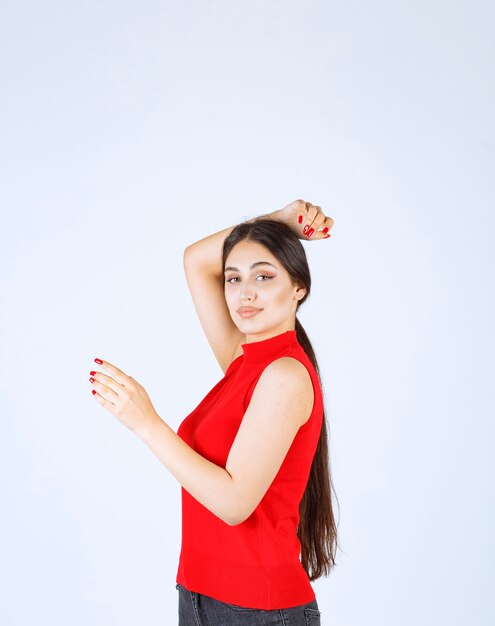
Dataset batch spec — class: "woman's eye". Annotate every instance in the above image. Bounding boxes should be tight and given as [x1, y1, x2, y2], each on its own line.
[225, 275, 273, 283]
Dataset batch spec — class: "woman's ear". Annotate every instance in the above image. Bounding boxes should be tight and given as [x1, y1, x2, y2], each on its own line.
[295, 285, 307, 300]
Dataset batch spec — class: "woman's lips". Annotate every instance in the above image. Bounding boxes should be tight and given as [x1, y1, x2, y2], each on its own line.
[238, 308, 262, 318]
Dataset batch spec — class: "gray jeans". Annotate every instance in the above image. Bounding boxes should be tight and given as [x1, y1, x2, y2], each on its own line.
[176, 582, 322, 625]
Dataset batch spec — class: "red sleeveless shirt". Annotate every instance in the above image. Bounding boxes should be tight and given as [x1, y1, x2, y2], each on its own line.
[175, 329, 324, 609]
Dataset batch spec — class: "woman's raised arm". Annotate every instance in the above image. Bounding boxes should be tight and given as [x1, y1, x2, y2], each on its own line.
[183, 209, 280, 373]
[183, 200, 332, 373]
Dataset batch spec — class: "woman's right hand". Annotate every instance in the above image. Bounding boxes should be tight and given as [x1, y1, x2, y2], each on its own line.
[274, 199, 334, 241]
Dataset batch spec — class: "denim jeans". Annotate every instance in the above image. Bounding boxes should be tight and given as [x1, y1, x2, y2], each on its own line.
[176, 582, 322, 625]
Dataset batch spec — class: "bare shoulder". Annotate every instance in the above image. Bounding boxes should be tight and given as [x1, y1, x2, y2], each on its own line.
[263, 355, 313, 381]
[255, 356, 315, 427]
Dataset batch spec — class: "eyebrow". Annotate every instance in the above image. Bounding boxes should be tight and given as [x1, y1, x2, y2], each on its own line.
[224, 261, 278, 273]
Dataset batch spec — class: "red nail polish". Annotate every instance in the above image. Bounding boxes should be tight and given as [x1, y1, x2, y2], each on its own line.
[322, 227, 329, 234]
[324, 233, 331, 238]
[90, 371, 96, 376]
[92, 389, 96, 395]
[94, 358, 103, 364]
[308, 228, 314, 237]
[89, 377, 95, 382]
[303, 225, 309, 234]
[298, 215, 303, 224]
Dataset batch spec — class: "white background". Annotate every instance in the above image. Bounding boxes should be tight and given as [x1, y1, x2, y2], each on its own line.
[1, 1, 493, 624]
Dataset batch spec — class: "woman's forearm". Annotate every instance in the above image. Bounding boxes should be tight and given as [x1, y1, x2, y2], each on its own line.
[137, 416, 238, 525]
[184, 208, 282, 275]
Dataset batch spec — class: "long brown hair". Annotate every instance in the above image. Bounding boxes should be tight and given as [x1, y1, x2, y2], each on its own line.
[222, 217, 340, 581]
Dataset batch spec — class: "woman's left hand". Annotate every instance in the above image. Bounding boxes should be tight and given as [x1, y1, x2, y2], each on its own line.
[89, 358, 161, 436]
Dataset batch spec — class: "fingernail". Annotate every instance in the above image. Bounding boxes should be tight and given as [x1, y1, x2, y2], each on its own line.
[92, 389, 97, 395]
[298, 215, 303, 224]
[94, 358, 103, 364]
[89, 377, 95, 383]
[90, 371, 96, 376]
[308, 228, 314, 237]
[324, 233, 331, 238]
[322, 227, 329, 234]
[303, 225, 309, 235]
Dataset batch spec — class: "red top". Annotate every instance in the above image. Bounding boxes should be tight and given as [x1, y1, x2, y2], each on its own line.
[175, 329, 324, 609]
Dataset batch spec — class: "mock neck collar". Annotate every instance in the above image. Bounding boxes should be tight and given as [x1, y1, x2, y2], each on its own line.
[241, 329, 298, 364]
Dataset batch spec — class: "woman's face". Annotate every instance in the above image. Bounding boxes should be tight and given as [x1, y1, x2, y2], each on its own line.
[224, 240, 306, 339]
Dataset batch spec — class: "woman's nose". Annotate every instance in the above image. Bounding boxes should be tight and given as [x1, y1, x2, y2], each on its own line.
[240, 285, 256, 299]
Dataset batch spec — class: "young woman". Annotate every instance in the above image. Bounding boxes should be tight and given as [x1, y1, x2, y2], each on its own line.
[89, 199, 339, 625]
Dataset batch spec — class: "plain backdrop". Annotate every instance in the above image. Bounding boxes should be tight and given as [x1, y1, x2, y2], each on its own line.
[1, 1, 494, 625]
